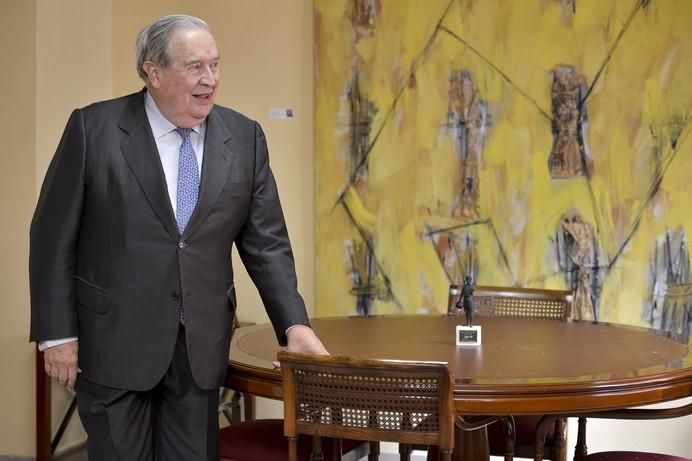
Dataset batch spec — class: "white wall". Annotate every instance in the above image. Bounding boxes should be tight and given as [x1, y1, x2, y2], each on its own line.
[0, 1, 37, 456]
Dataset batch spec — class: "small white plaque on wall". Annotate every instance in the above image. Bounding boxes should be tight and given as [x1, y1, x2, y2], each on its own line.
[269, 107, 295, 119]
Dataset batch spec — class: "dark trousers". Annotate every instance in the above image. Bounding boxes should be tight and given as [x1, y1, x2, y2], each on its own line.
[76, 327, 219, 461]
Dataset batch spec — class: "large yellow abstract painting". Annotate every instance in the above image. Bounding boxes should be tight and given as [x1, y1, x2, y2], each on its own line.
[314, 0, 692, 343]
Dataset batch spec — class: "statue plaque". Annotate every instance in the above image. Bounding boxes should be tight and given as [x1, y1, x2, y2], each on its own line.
[455, 276, 481, 346]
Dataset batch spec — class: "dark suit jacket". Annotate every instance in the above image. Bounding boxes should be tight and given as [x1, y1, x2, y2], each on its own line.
[30, 90, 309, 390]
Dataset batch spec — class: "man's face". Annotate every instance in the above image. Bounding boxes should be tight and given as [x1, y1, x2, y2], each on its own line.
[145, 28, 220, 128]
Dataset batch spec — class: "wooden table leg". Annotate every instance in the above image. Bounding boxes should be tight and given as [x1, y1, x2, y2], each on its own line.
[454, 425, 490, 461]
[36, 348, 51, 461]
[243, 393, 255, 421]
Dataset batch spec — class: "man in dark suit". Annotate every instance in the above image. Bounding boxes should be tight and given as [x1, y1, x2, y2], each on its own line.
[29, 14, 327, 460]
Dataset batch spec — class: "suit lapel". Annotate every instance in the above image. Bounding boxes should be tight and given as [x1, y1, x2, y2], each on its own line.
[182, 107, 234, 238]
[118, 91, 180, 240]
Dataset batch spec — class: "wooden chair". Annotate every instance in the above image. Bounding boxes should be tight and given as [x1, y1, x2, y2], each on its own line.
[279, 351, 456, 461]
[468, 285, 572, 321]
[534, 401, 692, 461]
[219, 419, 369, 461]
[219, 317, 369, 461]
[450, 285, 573, 461]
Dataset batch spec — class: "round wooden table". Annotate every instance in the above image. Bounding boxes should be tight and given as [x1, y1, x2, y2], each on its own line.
[226, 315, 692, 460]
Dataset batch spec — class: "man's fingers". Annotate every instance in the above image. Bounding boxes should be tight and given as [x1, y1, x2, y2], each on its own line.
[49, 362, 78, 388]
[67, 366, 78, 390]
[57, 366, 69, 386]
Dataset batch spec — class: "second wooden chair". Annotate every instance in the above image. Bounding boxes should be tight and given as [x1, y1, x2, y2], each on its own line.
[449, 285, 573, 461]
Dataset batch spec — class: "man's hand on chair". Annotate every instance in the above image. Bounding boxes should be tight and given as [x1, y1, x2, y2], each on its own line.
[273, 324, 329, 368]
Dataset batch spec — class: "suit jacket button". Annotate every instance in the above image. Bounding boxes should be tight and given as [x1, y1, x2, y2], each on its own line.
[170, 291, 180, 301]
[178, 241, 187, 249]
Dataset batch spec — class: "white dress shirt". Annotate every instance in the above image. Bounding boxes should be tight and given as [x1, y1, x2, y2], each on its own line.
[144, 90, 205, 210]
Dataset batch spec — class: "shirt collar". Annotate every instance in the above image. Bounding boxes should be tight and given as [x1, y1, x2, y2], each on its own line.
[144, 90, 205, 140]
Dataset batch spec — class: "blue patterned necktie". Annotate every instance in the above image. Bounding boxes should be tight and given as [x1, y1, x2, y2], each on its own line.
[175, 127, 200, 234]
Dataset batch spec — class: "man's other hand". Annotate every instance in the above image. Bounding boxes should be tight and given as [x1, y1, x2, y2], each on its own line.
[43, 341, 80, 389]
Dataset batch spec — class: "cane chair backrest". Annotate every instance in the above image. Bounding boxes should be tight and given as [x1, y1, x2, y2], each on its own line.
[279, 352, 455, 461]
[449, 285, 573, 320]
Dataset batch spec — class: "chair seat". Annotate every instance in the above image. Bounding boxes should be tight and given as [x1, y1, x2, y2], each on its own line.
[219, 418, 366, 461]
[582, 452, 691, 461]
[428, 416, 561, 461]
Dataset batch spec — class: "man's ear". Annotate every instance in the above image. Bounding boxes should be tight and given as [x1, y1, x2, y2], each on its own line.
[143, 61, 160, 88]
